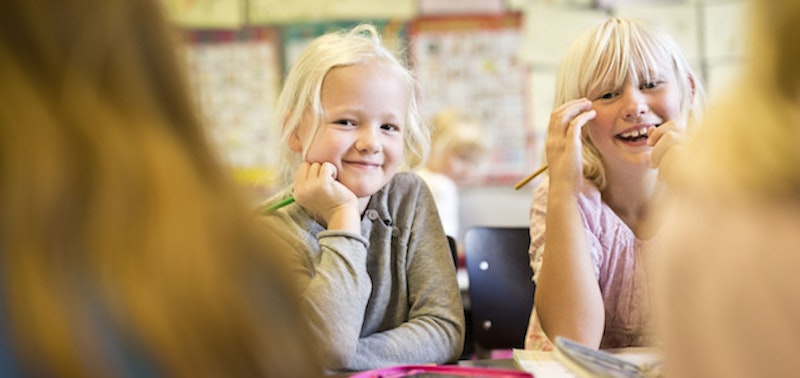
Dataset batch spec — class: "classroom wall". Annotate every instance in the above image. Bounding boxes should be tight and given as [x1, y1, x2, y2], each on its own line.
[164, 0, 747, 235]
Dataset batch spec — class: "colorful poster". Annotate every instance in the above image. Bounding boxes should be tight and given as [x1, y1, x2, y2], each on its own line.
[280, 20, 408, 74]
[182, 27, 281, 196]
[408, 14, 534, 185]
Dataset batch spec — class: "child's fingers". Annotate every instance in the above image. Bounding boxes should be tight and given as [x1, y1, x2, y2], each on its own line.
[303, 162, 322, 185]
[649, 125, 685, 169]
[320, 162, 338, 180]
[295, 162, 311, 183]
[549, 98, 593, 136]
[647, 121, 669, 146]
[567, 109, 596, 140]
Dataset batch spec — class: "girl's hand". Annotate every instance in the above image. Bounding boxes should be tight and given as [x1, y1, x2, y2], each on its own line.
[293, 162, 359, 227]
[647, 120, 685, 182]
[546, 98, 596, 194]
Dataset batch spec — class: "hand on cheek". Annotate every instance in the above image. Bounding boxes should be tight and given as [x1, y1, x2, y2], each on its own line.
[293, 161, 359, 225]
[647, 120, 685, 181]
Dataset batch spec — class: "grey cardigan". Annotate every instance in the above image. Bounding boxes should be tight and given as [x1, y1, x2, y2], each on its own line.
[263, 172, 465, 372]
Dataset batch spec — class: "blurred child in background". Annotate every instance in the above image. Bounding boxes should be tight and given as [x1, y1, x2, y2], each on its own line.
[656, 0, 800, 376]
[0, 1, 320, 376]
[262, 24, 464, 372]
[418, 108, 488, 254]
[525, 17, 703, 350]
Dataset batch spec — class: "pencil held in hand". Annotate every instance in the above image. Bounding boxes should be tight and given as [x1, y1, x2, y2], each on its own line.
[261, 196, 295, 214]
[513, 165, 548, 190]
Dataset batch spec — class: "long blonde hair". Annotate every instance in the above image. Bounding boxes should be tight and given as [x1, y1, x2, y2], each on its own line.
[0, 1, 320, 376]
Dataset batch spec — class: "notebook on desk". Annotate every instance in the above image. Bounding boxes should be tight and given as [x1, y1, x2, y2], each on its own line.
[512, 338, 662, 378]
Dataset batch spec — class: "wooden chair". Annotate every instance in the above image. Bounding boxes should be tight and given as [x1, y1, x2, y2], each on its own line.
[464, 226, 535, 357]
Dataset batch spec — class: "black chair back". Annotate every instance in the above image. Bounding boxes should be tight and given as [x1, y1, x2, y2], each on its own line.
[464, 226, 535, 352]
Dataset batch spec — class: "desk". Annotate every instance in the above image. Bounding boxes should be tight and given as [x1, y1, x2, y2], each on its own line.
[334, 349, 658, 377]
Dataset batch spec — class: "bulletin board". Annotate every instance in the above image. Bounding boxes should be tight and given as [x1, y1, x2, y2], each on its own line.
[280, 20, 408, 74]
[182, 27, 282, 196]
[408, 14, 535, 186]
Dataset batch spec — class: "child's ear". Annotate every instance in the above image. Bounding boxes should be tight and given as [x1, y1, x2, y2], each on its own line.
[688, 74, 697, 104]
[289, 130, 303, 152]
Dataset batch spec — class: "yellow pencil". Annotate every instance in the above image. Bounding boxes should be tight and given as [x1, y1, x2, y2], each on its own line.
[513, 165, 548, 190]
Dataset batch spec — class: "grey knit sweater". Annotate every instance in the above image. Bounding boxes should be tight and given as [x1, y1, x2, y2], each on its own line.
[263, 172, 465, 372]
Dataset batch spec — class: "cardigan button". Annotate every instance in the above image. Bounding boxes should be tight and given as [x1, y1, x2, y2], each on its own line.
[366, 209, 379, 220]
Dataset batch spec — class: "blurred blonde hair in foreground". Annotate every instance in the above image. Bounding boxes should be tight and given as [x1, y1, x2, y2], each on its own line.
[0, 1, 320, 376]
[656, 0, 800, 376]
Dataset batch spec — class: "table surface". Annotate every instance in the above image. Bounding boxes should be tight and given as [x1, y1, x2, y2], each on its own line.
[457, 358, 518, 370]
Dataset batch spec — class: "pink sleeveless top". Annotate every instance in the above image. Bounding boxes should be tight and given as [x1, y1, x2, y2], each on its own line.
[525, 177, 654, 350]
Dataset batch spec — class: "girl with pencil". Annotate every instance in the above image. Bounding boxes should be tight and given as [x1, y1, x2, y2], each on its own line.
[261, 24, 465, 372]
[523, 17, 704, 350]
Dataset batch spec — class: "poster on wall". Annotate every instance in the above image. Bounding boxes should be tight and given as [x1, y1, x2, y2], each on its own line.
[280, 20, 408, 74]
[182, 27, 281, 198]
[408, 14, 534, 185]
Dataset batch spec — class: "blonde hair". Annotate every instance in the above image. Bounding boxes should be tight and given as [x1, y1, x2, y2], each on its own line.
[554, 17, 704, 191]
[428, 108, 488, 165]
[0, 1, 320, 376]
[274, 24, 428, 186]
[672, 0, 800, 200]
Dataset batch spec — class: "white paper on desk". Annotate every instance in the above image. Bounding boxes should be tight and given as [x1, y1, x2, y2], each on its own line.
[513, 349, 577, 378]
[513, 347, 660, 378]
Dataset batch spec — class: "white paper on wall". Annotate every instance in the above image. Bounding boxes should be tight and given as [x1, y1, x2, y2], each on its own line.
[249, 0, 414, 23]
[163, 0, 244, 28]
[702, 1, 747, 63]
[614, 3, 701, 62]
[519, 4, 607, 67]
[529, 71, 557, 136]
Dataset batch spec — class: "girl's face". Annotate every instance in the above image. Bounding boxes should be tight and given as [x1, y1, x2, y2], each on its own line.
[294, 62, 407, 199]
[585, 68, 684, 173]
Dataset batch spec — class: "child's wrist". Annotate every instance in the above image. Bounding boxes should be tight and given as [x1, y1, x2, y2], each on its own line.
[325, 202, 360, 232]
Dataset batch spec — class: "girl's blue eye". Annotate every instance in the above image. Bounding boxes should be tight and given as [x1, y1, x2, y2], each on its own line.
[381, 124, 400, 131]
[599, 92, 615, 100]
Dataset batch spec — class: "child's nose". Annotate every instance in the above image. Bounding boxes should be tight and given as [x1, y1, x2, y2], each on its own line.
[621, 89, 648, 121]
[356, 127, 381, 153]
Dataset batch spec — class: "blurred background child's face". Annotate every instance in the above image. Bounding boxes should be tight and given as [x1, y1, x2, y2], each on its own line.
[434, 149, 481, 185]
[584, 69, 684, 172]
[295, 62, 408, 198]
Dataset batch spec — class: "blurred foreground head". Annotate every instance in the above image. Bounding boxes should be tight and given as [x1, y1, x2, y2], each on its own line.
[0, 0, 320, 376]
[657, 0, 800, 377]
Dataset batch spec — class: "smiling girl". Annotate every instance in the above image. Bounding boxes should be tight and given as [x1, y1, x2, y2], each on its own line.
[524, 17, 704, 350]
[262, 24, 464, 372]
